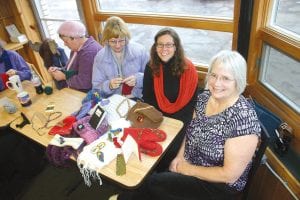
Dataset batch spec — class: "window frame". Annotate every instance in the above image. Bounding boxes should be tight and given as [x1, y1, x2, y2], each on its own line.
[247, 0, 300, 196]
[82, 0, 240, 69]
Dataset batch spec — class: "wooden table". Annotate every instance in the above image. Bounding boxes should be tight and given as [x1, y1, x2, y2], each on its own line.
[4, 81, 84, 145]
[5, 82, 184, 188]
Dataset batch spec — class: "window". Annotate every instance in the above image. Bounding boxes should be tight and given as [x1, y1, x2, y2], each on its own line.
[125, 24, 232, 64]
[270, 0, 300, 38]
[260, 44, 300, 113]
[97, 0, 234, 18]
[251, 0, 300, 114]
[95, 0, 235, 65]
[30, 0, 83, 56]
[248, 1, 300, 195]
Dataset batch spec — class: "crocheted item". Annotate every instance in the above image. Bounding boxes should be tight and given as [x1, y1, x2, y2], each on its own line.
[46, 145, 77, 167]
[77, 133, 118, 186]
[46, 135, 84, 167]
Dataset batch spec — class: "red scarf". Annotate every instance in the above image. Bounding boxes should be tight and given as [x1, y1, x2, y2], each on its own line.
[154, 59, 198, 114]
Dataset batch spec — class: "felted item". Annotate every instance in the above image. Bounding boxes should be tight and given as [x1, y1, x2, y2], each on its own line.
[126, 101, 163, 129]
[48, 115, 77, 136]
[73, 115, 109, 144]
[122, 128, 167, 157]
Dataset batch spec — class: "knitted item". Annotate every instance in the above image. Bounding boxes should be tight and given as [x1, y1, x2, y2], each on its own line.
[48, 115, 77, 136]
[73, 115, 109, 144]
[46, 145, 77, 167]
[154, 58, 198, 113]
[116, 153, 126, 176]
[63, 69, 78, 80]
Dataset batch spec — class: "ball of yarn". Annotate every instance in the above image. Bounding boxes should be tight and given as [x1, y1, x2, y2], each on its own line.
[44, 86, 53, 95]
[3, 103, 17, 114]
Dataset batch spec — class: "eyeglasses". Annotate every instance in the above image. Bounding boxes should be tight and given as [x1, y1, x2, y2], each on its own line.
[108, 39, 126, 46]
[208, 73, 235, 83]
[59, 34, 75, 41]
[156, 43, 175, 49]
[31, 111, 62, 136]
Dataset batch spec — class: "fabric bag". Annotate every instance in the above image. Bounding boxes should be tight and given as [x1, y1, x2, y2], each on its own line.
[73, 115, 109, 144]
[126, 101, 163, 129]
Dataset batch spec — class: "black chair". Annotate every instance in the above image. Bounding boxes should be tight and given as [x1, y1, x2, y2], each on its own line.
[240, 122, 270, 200]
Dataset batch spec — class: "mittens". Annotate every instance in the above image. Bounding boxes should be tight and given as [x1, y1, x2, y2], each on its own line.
[122, 128, 166, 157]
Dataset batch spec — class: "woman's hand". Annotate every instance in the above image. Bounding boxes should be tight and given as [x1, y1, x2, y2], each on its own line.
[122, 75, 136, 87]
[6, 69, 17, 76]
[169, 156, 186, 173]
[52, 70, 66, 81]
[109, 77, 123, 89]
[48, 66, 59, 73]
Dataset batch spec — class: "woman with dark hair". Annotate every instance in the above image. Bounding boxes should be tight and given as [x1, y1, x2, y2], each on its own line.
[142, 27, 198, 171]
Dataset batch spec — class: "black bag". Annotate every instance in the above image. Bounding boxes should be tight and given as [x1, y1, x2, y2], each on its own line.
[249, 99, 293, 155]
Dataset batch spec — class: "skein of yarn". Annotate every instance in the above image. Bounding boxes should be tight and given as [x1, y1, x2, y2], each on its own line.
[3, 103, 17, 114]
[44, 86, 53, 95]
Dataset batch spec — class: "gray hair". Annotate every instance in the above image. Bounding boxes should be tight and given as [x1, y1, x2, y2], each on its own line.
[206, 50, 247, 95]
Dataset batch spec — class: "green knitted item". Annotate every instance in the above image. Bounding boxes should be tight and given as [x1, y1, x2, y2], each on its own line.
[116, 153, 126, 176]
[63, 70, 78, 80]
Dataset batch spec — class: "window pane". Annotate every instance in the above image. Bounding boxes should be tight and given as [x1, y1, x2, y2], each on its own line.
[97, 0, 234, 18]
[260, 44, 300, 113]
[122, 24, 232, 64]
[32, 0, 82, 56]
[271, 0, 300, 36]
[33, 0, 80, 20]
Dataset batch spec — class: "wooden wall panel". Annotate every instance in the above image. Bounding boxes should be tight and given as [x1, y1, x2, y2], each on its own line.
[248, 164, 296, 200]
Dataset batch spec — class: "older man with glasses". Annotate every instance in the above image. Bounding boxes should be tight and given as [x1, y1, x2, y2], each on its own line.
[48, 21, 102, 92]
[92, 16, 149, 99]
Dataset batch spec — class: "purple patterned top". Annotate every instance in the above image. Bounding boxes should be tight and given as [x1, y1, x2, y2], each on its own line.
[184, 90, 261, 191]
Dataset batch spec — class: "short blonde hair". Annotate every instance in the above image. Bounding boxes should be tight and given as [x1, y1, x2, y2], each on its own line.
[101, 16, 131, 44]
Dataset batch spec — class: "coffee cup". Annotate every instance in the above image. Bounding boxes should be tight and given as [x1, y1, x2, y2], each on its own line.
[6, 75, 23, 93]
[17, 91, 32, 107]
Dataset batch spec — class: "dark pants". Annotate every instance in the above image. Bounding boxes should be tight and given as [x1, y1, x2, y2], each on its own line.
[118, 172, 239, 200]
[154, 126, 187, 172]
[0, 127, 46, 199]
